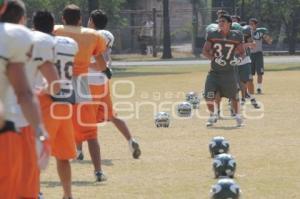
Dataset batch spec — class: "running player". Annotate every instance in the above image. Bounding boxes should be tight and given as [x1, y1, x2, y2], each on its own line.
[202, 14, 245, 127]
[54, 4, 107, 181]
[0, 0, 50, 198]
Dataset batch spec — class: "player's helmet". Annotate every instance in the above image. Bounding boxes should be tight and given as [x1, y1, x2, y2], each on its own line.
[209, 136, 230, 158]
[242, 25, 252, 37]
[186, 92, 200, 109]
[176, 102, 192, 117]
[99, 30, 114, 48]
[0, 0, 8, 15]
[210, 178, 241, 199]
[154, 112, 170, 128]
[213, 154, 236, 178]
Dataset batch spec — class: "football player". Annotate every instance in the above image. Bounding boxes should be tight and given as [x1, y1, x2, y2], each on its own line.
[202, 14, 245, 127]
[1, 1, 59, 198]
[0, 0, 50, 198]
[54, 4, 107, 182]
[75, 9, 141, 162]
[237, 24, 260, 108]
[249, 18, 272, 94]
[32, 11, 79, 199]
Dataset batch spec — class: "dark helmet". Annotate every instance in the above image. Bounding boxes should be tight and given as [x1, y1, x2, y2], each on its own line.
[209, 136, 230, 158]
[213, 154, 236, 178]
[210, 178, 241, 199]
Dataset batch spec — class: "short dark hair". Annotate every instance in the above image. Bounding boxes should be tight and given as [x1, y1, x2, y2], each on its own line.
[219, 14, 232, 24]
[33, 11, 54, 34]
[216, 9, 228, 16]
[0, 0, 25, 23]
[249, 18, 258, 24]
[240, 21, 247, 26]
[231, 15, 241, 22]
[63, 4, 81, 25]
[90, 9, 108, 30]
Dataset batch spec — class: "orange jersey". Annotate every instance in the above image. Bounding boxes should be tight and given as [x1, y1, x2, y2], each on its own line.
[54, 25, 106, 76]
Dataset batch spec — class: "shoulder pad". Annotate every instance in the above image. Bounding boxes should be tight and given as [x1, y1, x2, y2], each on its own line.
[256, 27, 268, 34]
[206, 23, 218, 33]
[231, 22, 243, 32]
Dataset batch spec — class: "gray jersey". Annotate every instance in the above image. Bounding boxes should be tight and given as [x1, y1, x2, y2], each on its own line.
[250, 28, 266, 53]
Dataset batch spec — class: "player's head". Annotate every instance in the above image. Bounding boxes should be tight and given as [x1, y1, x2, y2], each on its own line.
[216, 9, 228, 18]
[33, 11, 54, 34]
[231, 15, 241, 23]
[218, 14, 232, 31]
[0, 0, 26, 24]
[0, 0, 8, 16]
[88, 9, 108, 30]
[249, 18, 258, 29]
[62, 4, 81, 26]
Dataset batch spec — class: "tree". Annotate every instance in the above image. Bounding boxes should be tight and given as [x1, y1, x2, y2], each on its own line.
[88, 0, 99, 13]
[162, 0, 172, 59]
[237, 0, 300, 54]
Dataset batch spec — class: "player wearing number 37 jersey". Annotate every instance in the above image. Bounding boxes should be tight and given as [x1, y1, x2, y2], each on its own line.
[202, 14, 245, 127]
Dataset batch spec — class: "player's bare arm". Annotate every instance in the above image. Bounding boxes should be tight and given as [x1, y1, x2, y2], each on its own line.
[7, 62, 47, 135]
[243, 42, 256, 49]
[92, 54, 107, 71]
[202, 41, 214, 60]
[263, 34, 273, 44]
[38, 61, 60, 95]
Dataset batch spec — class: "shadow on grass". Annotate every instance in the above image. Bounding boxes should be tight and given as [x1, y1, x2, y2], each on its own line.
[113, 71, 188, 78]
[41, 180, 106, 187]
[72, 159, 114, 166]
[266, 66, 300, 72]
[208, 126, 241, 130]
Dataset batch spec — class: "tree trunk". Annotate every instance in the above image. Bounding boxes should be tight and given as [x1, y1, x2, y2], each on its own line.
[288, 17, 297, 54]
[275, 23, 286, 51]
[88, 0, 99, 13]
[162, 0, 172, 59]
[192, 0, 199, 56]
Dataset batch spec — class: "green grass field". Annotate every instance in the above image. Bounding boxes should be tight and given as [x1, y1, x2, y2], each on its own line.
[41, 63, 300, 199]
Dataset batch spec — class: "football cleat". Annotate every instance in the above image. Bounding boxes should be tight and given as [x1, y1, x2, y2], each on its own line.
[154, 112, 170, 128]
[176, 102, 192, 117]
[256, 88, 262, 94]
[251, 98, 260, 109]
[206, 114, 218, 127]
[95, 171, 107, 182]
[129, 139, 141, 159]
[235, 115, 244, 127]
[210, 178, 241, 199]
[186, 91, 200, 109]
[209, 136, 230, 158]
[213, 154, 236, 178]
[76, 150, 84, 161]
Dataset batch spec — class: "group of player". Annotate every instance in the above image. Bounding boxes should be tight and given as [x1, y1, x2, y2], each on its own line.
[203, 10, 272, 127]
[0, 1, 141, 199]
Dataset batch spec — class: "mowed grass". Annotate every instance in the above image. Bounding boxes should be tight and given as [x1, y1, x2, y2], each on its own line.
[41, 63, 300, 199]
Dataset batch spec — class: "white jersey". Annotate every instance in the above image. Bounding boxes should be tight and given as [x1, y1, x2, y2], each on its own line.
[238, 56, 251, 65]
[88, 30, 114, 86]
[0, 23, 33, 124]
[6, 31, 55, 127]
[51, 36, 78, 102]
